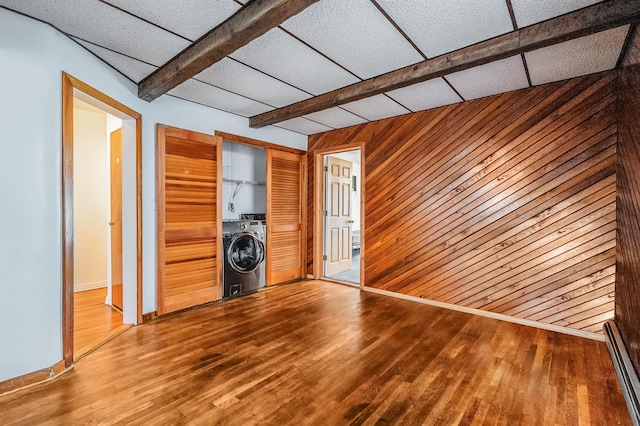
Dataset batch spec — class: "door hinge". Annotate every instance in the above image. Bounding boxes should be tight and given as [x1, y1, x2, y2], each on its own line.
[323, 255, 327, 261]
[323, 166, 328, 172]
[324, 210, 328, 217]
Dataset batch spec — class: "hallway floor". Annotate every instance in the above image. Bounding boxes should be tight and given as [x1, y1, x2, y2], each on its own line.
[326, 249, 360, 284]
[74, 288, 129, 359]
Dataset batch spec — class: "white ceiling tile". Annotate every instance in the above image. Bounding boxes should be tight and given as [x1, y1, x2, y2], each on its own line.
[275, 118, 333, 135]
[341, 95, 410, 121]
[525, 26, 629, 86]
[195, 58, 311, 108]
[447, 56, 529, 100]
[73, 38, 157, 83]
[511, 0, 602, 28]
[230, 28, 360, 95]
[303, 108, 367, 129]
[386, 78, 462, 112]
[105, 0, 240, 41]
[281, 0, 422, 79]
[375, 0, 513, 58]
[169, 79, 273, 117]
[0, 0, 189, 65]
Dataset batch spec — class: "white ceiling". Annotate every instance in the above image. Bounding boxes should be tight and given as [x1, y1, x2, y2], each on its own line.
[0, 0, 629, 136]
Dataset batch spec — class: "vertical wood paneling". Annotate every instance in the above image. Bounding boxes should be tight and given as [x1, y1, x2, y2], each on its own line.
[308, 72, 617, 335]
[616, 63, 640, 375]
[157, 125, 220, 315]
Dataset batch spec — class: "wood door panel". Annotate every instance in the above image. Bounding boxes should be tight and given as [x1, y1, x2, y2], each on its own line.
[157, 125, 221, 315]
[165, 241, 217, 263]
[110, 129, 123, 310]
[164, 288, 216, 314]
[326, 156, 353, 276]
[267, 150, 304, 285]
[308, 72, 617, 335]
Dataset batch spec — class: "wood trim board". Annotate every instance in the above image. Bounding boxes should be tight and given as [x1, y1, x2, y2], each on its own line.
[0, 360, 67, 397]
[214, 131, 306, 155]
[364, 285, 605, 342]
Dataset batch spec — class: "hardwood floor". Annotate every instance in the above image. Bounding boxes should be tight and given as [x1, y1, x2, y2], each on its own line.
[2, 281, 630, 425]
[74, 288, 129, 359]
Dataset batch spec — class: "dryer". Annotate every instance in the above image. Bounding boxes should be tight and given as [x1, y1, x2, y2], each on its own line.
[222, 220, 266, 298]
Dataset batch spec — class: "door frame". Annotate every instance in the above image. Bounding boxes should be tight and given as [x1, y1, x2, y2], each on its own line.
[61, 72, 143, 367]
[313, 142, 365, 289]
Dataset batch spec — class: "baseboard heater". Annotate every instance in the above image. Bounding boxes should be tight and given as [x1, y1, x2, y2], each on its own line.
[604, 320, 640, 426]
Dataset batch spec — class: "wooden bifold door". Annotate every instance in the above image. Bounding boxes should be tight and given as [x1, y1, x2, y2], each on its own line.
[156, 125, 222, 315]
[266, 149, 306, 285]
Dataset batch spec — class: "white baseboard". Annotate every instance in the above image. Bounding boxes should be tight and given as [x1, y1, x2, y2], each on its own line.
[74, 280, 107, 292]
[363, 286, 604, 342]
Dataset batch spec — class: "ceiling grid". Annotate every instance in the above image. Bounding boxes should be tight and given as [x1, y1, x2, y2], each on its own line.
[1, 0, 635, 135]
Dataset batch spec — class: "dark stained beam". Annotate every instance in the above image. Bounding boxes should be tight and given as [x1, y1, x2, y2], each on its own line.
[138, 0, 320, 102]
[250, 0, 640, 128]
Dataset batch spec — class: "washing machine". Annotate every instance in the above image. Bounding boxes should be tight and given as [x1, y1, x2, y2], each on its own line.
[222, 220, 266, 298]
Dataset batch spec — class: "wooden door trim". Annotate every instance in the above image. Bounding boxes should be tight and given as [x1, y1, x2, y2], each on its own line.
[216, 136, 224, 301]
[313, 142, 365, 289]
[156, 124, 167, 314]
[62, 72, 143, 368]
[214, 131, 306, 155]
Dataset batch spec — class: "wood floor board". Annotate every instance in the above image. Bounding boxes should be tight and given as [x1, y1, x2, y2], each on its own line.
[74, 288, 127, 359]
[1, 281, 631, 424]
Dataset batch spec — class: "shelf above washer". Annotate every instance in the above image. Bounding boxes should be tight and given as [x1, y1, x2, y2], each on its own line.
[223, 178, 266, 185]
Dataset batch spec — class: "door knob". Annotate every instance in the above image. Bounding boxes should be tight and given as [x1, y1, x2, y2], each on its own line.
[347, 220, 355, 224]
[108, 222, 116, 226]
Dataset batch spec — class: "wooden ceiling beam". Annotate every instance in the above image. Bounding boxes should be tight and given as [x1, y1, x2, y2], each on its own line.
[250, 0, 640, 128]
[138, 0, 320, 102]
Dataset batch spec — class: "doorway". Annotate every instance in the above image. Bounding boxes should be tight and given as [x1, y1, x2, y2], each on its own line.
[72, 98, 127, 358]
[62, 73, 142, 366]
[315, 146, 364, 287]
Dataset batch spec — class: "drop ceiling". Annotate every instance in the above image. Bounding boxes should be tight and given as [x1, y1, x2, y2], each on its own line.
[0, 0, 632, 135]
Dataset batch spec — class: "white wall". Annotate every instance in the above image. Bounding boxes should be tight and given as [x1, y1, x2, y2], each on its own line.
[222, 142, 267, 220]
[73, 106, 109, 291]
[0, 8, 306, 382]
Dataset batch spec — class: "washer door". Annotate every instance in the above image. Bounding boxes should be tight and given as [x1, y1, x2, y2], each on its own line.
[227, 232, 265, 273]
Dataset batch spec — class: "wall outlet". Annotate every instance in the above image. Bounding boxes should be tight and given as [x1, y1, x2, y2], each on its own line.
[228, 202, 234, 212]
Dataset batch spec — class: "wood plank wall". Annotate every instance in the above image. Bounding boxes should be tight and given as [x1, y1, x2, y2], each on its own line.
[308, 72, 617, 335]
[616, 59, 640, 375]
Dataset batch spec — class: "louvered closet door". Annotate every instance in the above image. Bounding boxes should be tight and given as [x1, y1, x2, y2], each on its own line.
[156, 125, 222, 315]
[267, 149, 305, 285]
